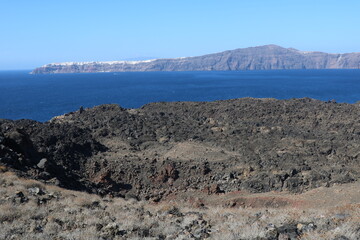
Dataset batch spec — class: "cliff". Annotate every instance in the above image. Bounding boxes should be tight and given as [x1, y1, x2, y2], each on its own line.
[31, 45, 360, 74]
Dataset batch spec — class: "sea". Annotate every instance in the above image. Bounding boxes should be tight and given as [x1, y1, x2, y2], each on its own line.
[1, 69, 360, 122]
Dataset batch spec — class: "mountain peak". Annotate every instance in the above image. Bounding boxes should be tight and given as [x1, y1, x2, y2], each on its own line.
[256, 44, 283, 48]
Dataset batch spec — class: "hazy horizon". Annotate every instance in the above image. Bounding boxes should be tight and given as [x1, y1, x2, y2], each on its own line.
[1, 0, 360, 70]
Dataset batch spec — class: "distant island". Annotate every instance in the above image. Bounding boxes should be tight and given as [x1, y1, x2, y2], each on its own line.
[31, 44, 360, 74]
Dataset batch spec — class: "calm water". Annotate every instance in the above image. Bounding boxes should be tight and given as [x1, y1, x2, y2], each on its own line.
[1, 70, 360, 122]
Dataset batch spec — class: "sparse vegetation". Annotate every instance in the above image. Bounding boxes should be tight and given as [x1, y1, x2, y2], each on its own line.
[1, 172, 359, 239]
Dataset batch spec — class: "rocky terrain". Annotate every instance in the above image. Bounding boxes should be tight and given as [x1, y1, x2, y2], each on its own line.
[1, 97, 360, 200]
[2, 97, 360, 239]
[31, 45, 360, 74]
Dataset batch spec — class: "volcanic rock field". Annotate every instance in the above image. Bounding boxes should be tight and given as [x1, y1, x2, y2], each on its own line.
[2, 97, 360, 239]
[1, 98, 360, 200]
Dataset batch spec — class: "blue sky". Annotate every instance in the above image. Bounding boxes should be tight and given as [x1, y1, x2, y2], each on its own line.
[1, 0, 360, 70]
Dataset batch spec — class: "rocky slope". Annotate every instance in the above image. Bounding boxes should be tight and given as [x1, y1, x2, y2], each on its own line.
[1, 98, 360, 202]
[31, 45, 360, 74]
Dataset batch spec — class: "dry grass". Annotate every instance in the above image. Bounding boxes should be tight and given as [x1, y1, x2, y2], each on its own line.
[0, 165, 8, 172]
[1, 172, 360, 239]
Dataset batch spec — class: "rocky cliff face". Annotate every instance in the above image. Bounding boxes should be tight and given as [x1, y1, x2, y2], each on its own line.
[32, 45, 360, 74]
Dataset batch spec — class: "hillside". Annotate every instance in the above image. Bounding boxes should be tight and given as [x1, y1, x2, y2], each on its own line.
[31, 45, 360, 74]
[1, 171, 360, 239]
[2, 98, 360, 239]
[1, 98, 360, 200]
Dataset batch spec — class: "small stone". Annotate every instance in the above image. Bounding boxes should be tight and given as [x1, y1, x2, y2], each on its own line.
[28, 187, 44, 195]
[39, 171, 51, 180]
[29, 224, 43, 233]
[15, 191, 25, 198]
[96, 223, 103, 231]
[265, 224, 278, 239]
[230, 200, 237, 207]
[13, 191, 28, 204]
[296, 223, 304, 231]
[301, 222, 316, 232]
[37, 158, 48, 169]
[104, 223, 118, 230]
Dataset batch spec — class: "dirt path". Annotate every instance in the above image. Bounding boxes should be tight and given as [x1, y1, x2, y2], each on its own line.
[163, 181, 360, 210]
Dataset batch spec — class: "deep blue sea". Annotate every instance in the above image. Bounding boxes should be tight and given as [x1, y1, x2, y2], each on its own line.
[1, 69, 360, 122]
